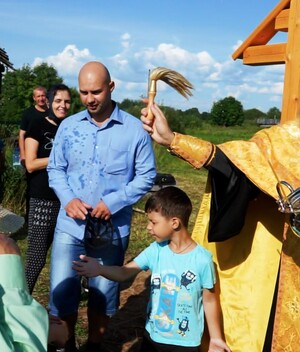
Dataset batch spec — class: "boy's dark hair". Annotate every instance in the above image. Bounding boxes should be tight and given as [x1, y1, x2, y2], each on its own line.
[145, 186, 192, 228]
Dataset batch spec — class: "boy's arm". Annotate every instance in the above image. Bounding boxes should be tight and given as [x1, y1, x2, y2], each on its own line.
[73, 255, 142, 282]
[203, 287, 231, 352]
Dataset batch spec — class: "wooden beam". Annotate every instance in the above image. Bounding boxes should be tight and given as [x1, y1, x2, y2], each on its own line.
[281, 0, 300, 122]
[232, 0, 290, 60]
[275, 8, 289, 31]
[242, 43, 286, 65]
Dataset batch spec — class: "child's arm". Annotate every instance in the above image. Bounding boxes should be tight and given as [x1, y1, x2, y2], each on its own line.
[203, 287, 231, 352]
[72, 254, 142, 282]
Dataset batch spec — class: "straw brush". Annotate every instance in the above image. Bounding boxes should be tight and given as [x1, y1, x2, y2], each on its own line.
[147, 67, 194, 121]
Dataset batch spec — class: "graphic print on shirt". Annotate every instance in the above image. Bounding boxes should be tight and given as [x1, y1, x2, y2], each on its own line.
[153, 270, 197, 337]
[154, 273, 180, 332]
[177, 316, 190, 336]
[151, 274, 161, 293]
[180, 270, 197, 290]
[44, 132, 55, 150]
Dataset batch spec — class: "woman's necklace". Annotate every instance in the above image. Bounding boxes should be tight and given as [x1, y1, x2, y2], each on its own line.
[170, 241, 194, 255]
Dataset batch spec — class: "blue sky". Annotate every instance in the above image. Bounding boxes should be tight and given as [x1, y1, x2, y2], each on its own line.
[0, 0, 286, 113]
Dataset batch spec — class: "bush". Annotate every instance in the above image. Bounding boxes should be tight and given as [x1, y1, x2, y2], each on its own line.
[0, 139, 26, 215]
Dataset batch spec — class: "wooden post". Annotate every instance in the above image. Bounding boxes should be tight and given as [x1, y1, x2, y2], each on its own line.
[231, 0, 300, 123]
[281, 0, 300, 122]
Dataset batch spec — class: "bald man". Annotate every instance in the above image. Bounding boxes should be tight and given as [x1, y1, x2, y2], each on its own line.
[47, 61, 156, 351]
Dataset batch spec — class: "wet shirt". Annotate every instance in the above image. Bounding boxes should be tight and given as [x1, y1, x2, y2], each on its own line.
[47, 103, 156, 239]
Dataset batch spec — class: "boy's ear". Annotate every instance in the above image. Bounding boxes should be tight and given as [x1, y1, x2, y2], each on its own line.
[171, 217, 181, 230]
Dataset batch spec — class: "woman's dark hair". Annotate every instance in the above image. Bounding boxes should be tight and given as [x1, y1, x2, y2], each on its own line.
[145, 186, 192, 228]
[47, 84, 71, 105]
[47, 84, 71, 122]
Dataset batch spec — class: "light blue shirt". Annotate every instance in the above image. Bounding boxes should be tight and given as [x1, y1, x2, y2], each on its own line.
[134, 241, 216, 347]
[47, 103, 156, 239]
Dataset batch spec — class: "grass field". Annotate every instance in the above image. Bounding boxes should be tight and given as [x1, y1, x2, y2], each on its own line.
[9, 124, 261, 350]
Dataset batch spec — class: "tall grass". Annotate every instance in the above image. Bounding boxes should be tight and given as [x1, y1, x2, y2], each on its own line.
[0, 139, 26, 214]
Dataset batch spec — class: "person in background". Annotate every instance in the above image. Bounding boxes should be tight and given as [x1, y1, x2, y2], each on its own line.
[19, 86, 48, 223]
[73, 186, 231, 352]
[47, 61, 156, 352]
[0, 231, 48, 351]
[24, 84, 71, 294]
[19, 86, 48, 167]
[140, 103, 300, 351]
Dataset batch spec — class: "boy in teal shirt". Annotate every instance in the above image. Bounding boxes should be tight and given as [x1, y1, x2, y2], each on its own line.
[73, 187, 231, 351]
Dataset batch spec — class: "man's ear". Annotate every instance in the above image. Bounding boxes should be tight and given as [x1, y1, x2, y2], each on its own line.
[109, 81, 115, 93]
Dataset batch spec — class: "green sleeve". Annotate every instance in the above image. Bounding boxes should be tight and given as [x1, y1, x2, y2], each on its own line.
[0, 255, 48, 352]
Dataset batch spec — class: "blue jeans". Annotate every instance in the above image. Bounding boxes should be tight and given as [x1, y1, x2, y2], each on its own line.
[49, 231, 129, 317]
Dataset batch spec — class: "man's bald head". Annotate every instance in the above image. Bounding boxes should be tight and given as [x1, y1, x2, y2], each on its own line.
[78, 61, 111, 85]
[78, 61, 115, 121]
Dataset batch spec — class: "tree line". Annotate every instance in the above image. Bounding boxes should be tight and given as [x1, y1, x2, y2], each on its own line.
[0, 63, 281, 138]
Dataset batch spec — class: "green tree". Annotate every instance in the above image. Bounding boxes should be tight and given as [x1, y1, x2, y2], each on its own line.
[119, 99, 144, 118]
[0, 65, 35, 124]
[266, 107, 281, 121]
[244, 108, 266, 121]
[200, 111, 211, 122]
[211, 96, 244, 126]
[0, 63, 63, 125]
[69, 87, 83, 115]
[181, 108, 202, 128]
[32, 63, 63, 89]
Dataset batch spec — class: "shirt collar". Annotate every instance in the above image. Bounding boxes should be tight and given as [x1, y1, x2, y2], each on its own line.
[79, 101, 124, 125]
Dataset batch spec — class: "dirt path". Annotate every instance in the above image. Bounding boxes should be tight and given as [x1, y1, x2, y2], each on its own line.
[77, 270, 150, 352]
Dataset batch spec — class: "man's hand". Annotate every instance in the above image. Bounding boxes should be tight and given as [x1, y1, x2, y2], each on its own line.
[140, 102, 175, 147]
[0, 233, 21, 255]
[65, 198, 92, 220]
[91, 200, 111, 220]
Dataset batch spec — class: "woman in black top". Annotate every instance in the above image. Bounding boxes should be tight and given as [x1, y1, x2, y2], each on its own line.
[24, 84, 71, 293]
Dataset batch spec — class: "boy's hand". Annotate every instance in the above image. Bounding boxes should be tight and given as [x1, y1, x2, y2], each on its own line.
[72, 254, 101, 278]
[208, 338, 231, 352]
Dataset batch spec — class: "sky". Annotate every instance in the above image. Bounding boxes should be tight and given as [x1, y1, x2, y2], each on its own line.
[0, 0, 287, 113]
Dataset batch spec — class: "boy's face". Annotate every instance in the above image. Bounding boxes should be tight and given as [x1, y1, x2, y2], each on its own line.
[146, 210, 174, 242]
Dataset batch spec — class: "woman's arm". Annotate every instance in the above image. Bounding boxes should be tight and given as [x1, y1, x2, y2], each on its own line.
[25, 137, 49, 173]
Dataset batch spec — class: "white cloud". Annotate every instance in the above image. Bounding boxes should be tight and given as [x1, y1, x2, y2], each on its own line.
[32, 44, 94, 76]
[121, 33, 131, 49]
[30, 40, 284, 112]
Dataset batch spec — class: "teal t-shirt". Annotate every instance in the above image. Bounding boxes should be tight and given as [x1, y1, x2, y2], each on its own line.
[134, 241, 216, 347]
[0, 254, 48, 351]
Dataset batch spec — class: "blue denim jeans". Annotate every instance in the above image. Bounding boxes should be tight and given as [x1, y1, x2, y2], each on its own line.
[49, 231, 129, 317]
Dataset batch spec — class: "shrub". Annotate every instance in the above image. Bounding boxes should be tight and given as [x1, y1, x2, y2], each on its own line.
[0, 139, 26, 215]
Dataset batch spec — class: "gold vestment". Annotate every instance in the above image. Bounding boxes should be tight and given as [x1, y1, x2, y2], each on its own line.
[169, 122, 300, 351]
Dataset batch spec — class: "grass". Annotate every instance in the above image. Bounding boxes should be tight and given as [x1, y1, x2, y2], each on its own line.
[6, 124, 261, 349]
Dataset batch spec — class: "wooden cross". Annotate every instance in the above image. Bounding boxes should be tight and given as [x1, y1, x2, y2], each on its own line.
[232, 0, 300, 123]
